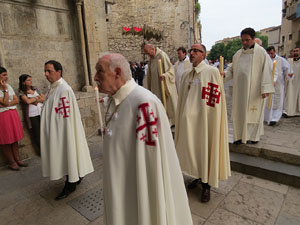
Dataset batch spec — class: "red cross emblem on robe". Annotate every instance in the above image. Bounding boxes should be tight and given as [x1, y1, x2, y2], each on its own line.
[202, 82, 221, 107]
[55, 97, 70, 118]
[136, 102, 158, 146]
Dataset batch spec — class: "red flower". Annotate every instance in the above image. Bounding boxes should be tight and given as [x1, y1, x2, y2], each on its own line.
[133, 27, 142, 32]
[122, 27, 131, 32]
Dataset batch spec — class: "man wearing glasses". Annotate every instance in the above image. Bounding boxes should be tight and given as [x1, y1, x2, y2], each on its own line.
[175, 44, 231, 203]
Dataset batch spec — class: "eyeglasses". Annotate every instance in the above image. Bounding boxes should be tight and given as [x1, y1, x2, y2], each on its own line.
[188, 48, 204, 54]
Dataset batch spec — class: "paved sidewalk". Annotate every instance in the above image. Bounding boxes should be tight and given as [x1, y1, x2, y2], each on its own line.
[1, 135, 300, 225]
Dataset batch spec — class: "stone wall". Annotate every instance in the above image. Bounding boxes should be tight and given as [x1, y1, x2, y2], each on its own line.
[0, 0, 87, 91]
[106, 0, 196, 62]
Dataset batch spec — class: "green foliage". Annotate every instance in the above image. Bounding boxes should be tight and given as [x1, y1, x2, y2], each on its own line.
[208, 40, 242, 61]
[195, 0, 200, 20]
[224, 38, 242, 61]
[207, 43, 226, 61]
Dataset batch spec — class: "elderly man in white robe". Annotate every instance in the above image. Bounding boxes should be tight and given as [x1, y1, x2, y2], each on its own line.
[175, 44, 231, 203]
[174, 47, 192, 93]
[41, 60, 94, 200]
[264, 46, 290, 125]
[283, 47, 300, 117]
[144, 44, 178, 126]
[223, 27, 274, 144]
[94, 53, 193, 225]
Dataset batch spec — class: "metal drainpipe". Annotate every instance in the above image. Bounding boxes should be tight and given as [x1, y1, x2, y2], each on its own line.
[76, 0, 91, 91]
[0, 38, 5, 67]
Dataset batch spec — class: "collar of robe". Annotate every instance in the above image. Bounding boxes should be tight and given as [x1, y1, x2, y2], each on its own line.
[112, 79, 137, 106]
[294, 57, 300, 61]
[243, 43, 255, 51]
[44, 78, 64, 103]
[242, 47, 254, 54]
[179, 57, 186, 62]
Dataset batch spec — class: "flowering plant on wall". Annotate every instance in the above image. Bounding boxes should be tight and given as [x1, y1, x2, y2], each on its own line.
[122, 25, 163, 41]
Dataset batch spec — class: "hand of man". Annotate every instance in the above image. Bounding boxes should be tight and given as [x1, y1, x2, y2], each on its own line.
[98, 97, 104, 103]
[288, 73, 294, 78]
[160, 74, 166, 81]
[0, 79, 7, 89]
[262, 93, 269, 98]
[220, 72, 225, 77]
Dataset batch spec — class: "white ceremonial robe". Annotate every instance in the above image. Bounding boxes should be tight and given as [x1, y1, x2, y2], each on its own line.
[174, 56, 192, 93]
[103, 79, 192, 225]
[146, 47, 178, 126]
[41, 78, 94, 182]
[283, 59, 300, 116]
[264, 55, 289, 123]
[175, 61, 231, 188]
[225, 44, 274, 143]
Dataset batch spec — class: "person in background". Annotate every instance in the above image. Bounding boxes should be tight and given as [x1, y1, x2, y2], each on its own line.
[174, 47, 191, 93]
[19, 74, 45, 153]
[144, 44, 178, 126]
[135, 62, 145, 86]
[0, 67, 26, 170]
[255, 38, 263, 46]
[264, 46, 289, 125]
[283, 46, 300, 117]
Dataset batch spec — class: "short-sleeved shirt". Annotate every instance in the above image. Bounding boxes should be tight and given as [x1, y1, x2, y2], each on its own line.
[0, 84, 17, 113]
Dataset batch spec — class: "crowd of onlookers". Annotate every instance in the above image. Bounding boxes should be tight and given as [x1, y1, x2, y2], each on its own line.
[129, 61, 148, 86]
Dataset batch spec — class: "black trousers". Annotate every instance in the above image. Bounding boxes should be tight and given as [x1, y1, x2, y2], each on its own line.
[29, 115, 41, 152]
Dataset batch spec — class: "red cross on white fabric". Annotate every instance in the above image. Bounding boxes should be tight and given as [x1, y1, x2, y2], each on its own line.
[55, 97, 70, 118]
[201, 82, 221, 107]
[136, 102, 158, 146]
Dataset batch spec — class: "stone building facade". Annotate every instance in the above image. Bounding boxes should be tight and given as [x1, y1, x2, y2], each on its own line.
[106, 0, 200, 62]
[0, 0, 108, 166]
[280, 0, 300, 57]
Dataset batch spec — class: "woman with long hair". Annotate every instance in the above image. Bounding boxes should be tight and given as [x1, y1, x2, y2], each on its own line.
[19, 74, 45, 153]
[0, 67, 26, 170]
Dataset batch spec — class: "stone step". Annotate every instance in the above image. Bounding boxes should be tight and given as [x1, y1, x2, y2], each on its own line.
[229, 142, 300, 166]
[230, 152, 300, 188]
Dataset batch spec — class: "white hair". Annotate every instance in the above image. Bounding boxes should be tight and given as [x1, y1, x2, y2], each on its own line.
[99, 52, 132, 81]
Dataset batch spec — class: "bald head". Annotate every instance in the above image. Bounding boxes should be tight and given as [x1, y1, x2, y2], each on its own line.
[255, 38, 262, 46]
[94, 53, 132, 95]
[144, 44, 156, 58]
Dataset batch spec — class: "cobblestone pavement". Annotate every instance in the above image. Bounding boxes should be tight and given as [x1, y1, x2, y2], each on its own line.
[0, 135, 299, 225]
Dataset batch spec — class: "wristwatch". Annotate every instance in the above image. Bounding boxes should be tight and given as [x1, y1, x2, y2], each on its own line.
[2, 89, 8, 93]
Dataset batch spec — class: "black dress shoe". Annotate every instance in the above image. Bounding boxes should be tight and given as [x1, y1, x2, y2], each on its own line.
[77, 177, 83, 185]
[55, 179, 77, 201]
[282, 113, 288, 118]
[55, 187, 75, 200]
[187, 178, 201, 189]
[247, 140, 259, 144]
[201, 188, 210, 203]
[233, 140, 242, 145]
[269, 121, 277, 126]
